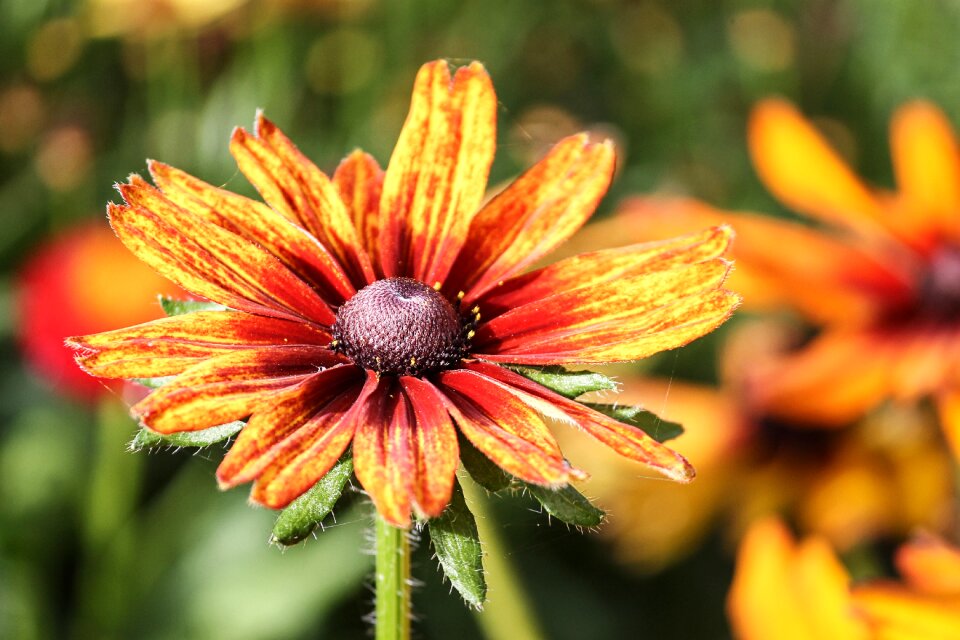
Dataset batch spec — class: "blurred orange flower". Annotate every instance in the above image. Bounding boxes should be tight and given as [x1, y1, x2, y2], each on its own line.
[729, 518, 960, 640]
[606, 99, 960, 457]
[16, 222, 180, 402]
[565, 322, 954, 571]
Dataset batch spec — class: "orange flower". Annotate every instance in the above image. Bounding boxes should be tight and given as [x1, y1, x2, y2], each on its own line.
[608, 99, 960, 456]
[729, 518, 960, 640]
[67, 60, 738, 527]
[16, 221, 179, 401]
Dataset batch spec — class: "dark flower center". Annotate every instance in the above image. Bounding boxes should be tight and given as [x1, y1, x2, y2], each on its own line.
[331, 278, 472, 376]
[920, 246, 960, 318]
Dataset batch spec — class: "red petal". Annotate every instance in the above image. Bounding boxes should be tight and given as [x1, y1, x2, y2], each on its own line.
[68, 311, 330, 379]
[466, 362, 695, 482]
[353, 377, 417, 527]
[474, 259, 738, 363]
[217, 365, 366, 489]
[230, 115, 375, 287]
[148, 160, 357, 305]
[378, 61, 497, 284]
[333, 150, 384, 273]
[447, 134, 615, 303]
[436, 369, 573, 486]
[399, 376, 459, 519]
[132, 346, 335, 434]
[248, 370, 378, 508]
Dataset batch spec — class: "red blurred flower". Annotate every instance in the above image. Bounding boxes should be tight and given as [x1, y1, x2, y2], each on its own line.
[68, 60, 738, 527]
[16, 221, 179, 402]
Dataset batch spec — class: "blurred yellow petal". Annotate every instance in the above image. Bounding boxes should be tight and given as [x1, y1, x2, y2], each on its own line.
[895, 533, 960, 596]
[852, 584, 960, 640]
[748, 99, 886, 234]
[728, 518, 869, 640]
[935, 389, 960, 459]
[891, 101, 960, 243]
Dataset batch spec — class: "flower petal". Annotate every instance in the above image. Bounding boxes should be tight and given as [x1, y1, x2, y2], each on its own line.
[68, 310, 331, 379]
[474, 259, 738, 363]
[399, 376, 459, 518]
[749, 99, 886, 234]
[852, 584, 960, 639]
[891, 101, 960, 244]
[216, 364, 366, 490]
[147, 161, 357, 305]
[447, 134, 615, 303]
[378, 60, 497, 284]
[132, 346, 334, 434]
[353, 377, 417, 527]
[477, 225, 733, 317]
[248, 370, 379, 509]
[333, 150, 384, 271]
[935, 389, 960, 461]
[435, 370, 572, 486]
[110, 189, 336, 326]
[611, 198, 915, 325]
[230, 115, 375, 287]
[466, 362, 695, 482]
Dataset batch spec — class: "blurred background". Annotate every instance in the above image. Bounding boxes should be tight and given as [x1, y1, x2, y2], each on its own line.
[2, 0, 959, 638]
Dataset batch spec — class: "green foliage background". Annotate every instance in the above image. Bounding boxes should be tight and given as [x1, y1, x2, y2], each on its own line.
[1, 0, 958, 638]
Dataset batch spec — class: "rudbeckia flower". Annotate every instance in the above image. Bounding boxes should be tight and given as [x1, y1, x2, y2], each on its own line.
[601, 99, 960, 457]
[728, 518, 960, 640]
[67, 60, 738, 527]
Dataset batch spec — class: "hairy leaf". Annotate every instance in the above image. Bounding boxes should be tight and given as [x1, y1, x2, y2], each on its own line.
[507, 364, 616, 399]
[525, 483, 604, 527]
[160, 296, 226, 317]
[271, 456, 355, 546]
[583, 403, 684, 443]
[458, 435, 512, 492]
[428, 479, 486, 608]
[130, 421, 244, 450]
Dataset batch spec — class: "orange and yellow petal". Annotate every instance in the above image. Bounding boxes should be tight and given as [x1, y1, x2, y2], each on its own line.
[447, 134, 615, 303]
[749, 98, 887, 235]
[478, 225, 733, 317]
[217, 365, 366, 489]
[936, 387, 960, 460]
[468, 363, 695, 482]
[68, 310, 330, 379]
[230, 114, 375, 287]
[378, 60, 497, 285]
[613, 197, 914, 324]
[852, 584, 960, 640]
[333, 150, 384, 271]
[109, 194, 336, 326]
[895, 533, 960, 596]
[890, 101, 960, 246]
[727, 518, 870, 640]
[474, 258, 737, 364]
[147, 161, 357, 305]
[132, 346, 334, 434]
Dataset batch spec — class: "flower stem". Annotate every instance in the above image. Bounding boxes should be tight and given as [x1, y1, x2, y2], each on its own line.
[375, 515, 411, 640]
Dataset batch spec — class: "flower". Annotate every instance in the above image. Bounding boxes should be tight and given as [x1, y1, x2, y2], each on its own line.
[728, 518, 960, 640]
[603, 99, 960, 457]
[16, 221, 180, 402]
[67, 60, 738, 527]
[561, 321, 954, 571]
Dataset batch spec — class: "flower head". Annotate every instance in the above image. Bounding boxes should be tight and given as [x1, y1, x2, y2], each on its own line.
[68, 60, 738, 527]
[606, 98, 960, 458]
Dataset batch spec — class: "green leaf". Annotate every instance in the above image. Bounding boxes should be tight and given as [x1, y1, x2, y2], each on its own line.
[506, 364, 616, 399]
[458, 435, 512, 493]
[131, 376, 175, 389]
[583, 403, 684, 443]
[428, 479, 486, 609]
[271, 456, 354, 546]
[525, 483, 605, 527]
[159, 296, 225, 317]
[129, 421, 244, 451]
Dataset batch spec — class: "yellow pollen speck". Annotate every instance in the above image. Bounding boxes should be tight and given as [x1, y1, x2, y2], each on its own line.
[330, 339, 339, 347]
[471, 306, 480, 314]
[433, 281, 442, 290]
[410, 357, 416, 365]
[467, 329, 475, 339]
[457, 291, 465, 300]
[498, 280, 504, 286]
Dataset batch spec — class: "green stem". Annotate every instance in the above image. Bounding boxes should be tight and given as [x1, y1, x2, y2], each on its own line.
[375, 515, 411, 640]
